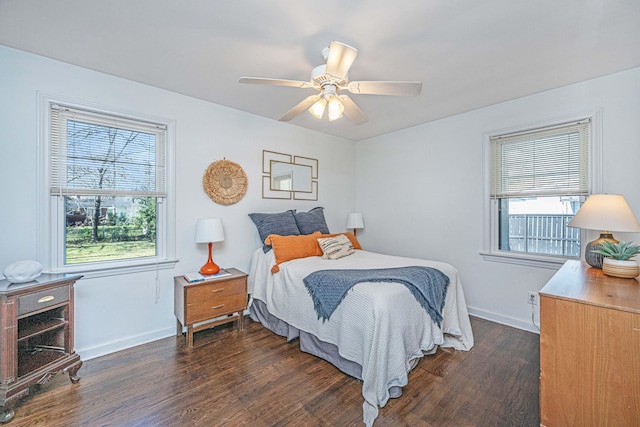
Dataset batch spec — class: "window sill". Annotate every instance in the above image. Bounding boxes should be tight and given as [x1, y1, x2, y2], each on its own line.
[46, 257, 179, 279]
[480, 251, 575, 269]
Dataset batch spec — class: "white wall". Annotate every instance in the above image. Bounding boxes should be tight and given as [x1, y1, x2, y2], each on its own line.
[355, 67, 640, 332]
[4, 42, 639, 357]
[0, 45, 356, 359]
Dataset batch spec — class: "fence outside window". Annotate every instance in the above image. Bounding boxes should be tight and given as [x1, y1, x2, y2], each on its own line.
[507, 214, 580, 257]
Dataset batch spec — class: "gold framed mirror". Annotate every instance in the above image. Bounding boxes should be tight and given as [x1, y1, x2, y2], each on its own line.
[262, 150, 318, 200]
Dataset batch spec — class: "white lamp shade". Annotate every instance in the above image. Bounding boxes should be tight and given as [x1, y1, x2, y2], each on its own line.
[328, 96, 344, 121]
[568, 194, 640, 232]
[309, 98, 327, 119]
[195, 218, 225, 243]
[346, 213, 364, 229]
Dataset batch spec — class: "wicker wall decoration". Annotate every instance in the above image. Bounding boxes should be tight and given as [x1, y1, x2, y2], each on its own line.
[202, 159, 248, 205]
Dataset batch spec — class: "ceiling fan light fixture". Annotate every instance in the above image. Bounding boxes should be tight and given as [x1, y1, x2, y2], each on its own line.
[308, 97, 327, 119]
[241, 41, 420, 125]
[327, 96, 344, 121]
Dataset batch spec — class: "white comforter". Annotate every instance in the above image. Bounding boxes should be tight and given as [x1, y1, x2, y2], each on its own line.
[248, 249, 474, 426]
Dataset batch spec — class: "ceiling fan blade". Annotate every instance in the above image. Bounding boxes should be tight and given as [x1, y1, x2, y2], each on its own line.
[279, 95, 322, 121]
[239, 77, 315, 89]
[347, 81, 422, 96]
[325, 41, 358, 80]
[339, 95, 368, 125]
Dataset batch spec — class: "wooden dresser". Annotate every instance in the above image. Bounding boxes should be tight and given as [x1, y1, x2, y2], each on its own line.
[0, 274, 83, 422]
[174, 268, 248, 348]
[539, 260, 640, 426]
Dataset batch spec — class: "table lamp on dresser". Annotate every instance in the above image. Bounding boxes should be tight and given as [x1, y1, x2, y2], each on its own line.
[567, 194, 640, 268]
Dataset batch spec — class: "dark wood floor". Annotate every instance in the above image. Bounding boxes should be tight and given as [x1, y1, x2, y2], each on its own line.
[6, 316, 539, 426]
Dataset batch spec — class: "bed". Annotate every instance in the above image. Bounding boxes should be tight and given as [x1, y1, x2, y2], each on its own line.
[248, 241, 474, 426]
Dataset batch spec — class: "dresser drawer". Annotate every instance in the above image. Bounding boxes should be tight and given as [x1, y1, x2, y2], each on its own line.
[17, 285, 69, 316]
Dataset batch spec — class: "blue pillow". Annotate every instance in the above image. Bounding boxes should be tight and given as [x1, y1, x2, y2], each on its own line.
[249, 210, 300, 252]
[294, 207, 330, 235]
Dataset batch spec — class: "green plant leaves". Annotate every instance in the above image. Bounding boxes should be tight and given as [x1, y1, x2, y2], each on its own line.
[593, 240, 640, 260]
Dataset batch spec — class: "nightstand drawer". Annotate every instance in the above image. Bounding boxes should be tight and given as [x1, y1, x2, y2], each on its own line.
[186, 293, 247, 324]
[184, 276, 247, 324]
[17, 285, 69, 316]
[185, 277, 246, 303]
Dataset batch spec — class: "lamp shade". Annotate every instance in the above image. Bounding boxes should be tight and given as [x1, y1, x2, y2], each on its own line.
[195, 218, 225, 243]
[567, 194, 640, 232]
[568, 194, 640, 269]
[346, 213, 364, 229]
[309, 98, 327, 119]
[328, 96, 344, 121]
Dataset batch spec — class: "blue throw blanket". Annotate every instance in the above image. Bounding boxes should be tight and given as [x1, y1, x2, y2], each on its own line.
[303, 266, 449, 326]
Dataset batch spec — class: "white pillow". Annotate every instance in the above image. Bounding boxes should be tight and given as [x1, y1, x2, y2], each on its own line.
[317, 234, 355, 260]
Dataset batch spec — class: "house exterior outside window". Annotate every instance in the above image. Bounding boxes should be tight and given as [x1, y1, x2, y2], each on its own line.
[482, 112, 601, 268]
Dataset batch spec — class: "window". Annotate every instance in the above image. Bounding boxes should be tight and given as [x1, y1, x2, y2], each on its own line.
[484, 118, 596, 266]
[39, 97, 176, 275]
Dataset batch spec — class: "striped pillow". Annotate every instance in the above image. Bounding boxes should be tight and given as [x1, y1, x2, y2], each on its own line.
[317, 234, 355, 260]
[319, 232, 362, 250]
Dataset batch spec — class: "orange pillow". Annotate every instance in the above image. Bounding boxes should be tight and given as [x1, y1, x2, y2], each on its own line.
[319, 232, 362, 250]
[264, 232, 323, 273]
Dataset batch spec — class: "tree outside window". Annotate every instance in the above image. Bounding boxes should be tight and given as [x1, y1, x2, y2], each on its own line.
[51, 105, 166, 265]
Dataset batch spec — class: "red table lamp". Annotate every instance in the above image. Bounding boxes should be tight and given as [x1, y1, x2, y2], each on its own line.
[195, 218, 225, 275]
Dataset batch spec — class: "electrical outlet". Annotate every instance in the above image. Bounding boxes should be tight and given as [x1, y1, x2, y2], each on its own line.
[527, 291, 538, 305]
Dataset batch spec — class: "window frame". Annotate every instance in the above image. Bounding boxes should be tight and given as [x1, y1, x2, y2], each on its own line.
[37, 93, 177, 277]
[481, 110, 602, 269]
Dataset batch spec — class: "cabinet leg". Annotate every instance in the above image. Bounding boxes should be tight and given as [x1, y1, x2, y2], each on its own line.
[67, 361, 83, 384]
[0, 408, 15, 424]
[186, 326, 193, 348]
[176, 319, 183, 337]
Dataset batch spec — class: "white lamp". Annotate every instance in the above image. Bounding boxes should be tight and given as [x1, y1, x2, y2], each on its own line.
[309, 98, 327, 119]
[568, 194, 640, 268]
[346, 213, 364, 236]
[309, 84, 345, 122]
[327, 96, 344, 121]
[195, 218, 225, 275]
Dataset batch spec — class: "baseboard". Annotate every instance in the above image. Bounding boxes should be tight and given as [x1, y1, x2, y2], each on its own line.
[467, 305, 540, 335]
[76, 326, 176, 361]
[78, 311, 252, 361]
[76, 308, 538, 361]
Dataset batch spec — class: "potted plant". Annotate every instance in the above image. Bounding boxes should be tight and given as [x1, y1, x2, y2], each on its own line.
[594, 241, 640, 278]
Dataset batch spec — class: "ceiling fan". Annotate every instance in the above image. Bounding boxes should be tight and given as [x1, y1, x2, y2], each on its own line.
[239, 41, 422, 125]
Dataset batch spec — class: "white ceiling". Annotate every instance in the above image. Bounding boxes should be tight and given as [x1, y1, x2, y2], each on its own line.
[1, 0, 639, 141]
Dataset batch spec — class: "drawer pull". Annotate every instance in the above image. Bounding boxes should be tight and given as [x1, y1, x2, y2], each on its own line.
[211, 288, 224, 293]
[38, 296, 55, 303]
[212, 304, 224, 309]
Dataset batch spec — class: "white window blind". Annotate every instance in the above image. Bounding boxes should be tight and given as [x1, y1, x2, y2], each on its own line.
[490, 120, 590, 199]
[50, 104, 167, 197]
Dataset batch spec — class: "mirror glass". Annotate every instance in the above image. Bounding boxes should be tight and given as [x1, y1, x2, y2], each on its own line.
[270, 161, 312, 192]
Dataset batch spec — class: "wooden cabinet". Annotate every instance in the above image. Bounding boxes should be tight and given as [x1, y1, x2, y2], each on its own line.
[174, 268, 248, 348]
[0, 274, 83, 422]
[539, 260, 640, 426]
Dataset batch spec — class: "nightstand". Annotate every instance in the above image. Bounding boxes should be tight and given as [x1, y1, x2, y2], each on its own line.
[0, 274, 83, 422]
[174, 268, 248, 348]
